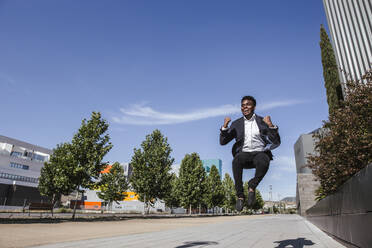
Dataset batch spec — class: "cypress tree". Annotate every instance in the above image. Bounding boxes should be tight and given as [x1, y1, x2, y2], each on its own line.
[320, 24, 344, 114]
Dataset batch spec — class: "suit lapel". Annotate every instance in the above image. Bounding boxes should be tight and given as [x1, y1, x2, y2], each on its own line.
[255, 115, 269, 136]
[238, 117, 244, 140]
[255, 115, 264, 131]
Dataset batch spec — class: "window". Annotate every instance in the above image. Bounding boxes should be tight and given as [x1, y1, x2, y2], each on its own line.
[10, 151, 23, 158]
[10, 162, 29, 170]
[32, 153, 46, 162]
[0, 172, 38, 183]
[24, 151, 32, 158]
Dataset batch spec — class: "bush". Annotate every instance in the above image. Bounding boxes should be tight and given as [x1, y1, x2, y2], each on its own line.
[55, 207, 72, 213]
[307, 69, 372, 198]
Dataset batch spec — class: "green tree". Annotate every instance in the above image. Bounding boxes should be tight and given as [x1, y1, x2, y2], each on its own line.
[178, 153, 207, 214]
[205, 165, 225, 213]
[70, 111, 112, 218]
[39, 112, 112, 218]
[273, 204, 279, 214]
[243, 182, 264, 210]
[38, 143, 75, 212]
[308, 70, 372, 198]
[163, 173, 181, 209]
[70, 112, 112, 188]
[320, 24, 344, 114]
[96, 162, 129, 210]
[222, 173, 236, 212]
[251, 189, 264, 211]
[130, 129, 174, 213]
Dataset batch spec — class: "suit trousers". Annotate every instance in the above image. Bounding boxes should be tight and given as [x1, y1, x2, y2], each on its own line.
[232, 151, 270, 199]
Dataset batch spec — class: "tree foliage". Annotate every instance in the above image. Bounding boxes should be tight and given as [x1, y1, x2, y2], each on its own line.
[178, 153, 207, 211]
[70, 112, 113, 189]
[205, 165, 225, 210]
[252, 189, 265, 210]
[222, 173, 236, 211]
[307, 70, 372, 198]
[320, 24, 344, 114]
[38, 112, 112, 218]
[96, 162, 129, 205]
[163, 173, 181, 208]
[243, 182, 265, 210]
[38, 143, 75, 204]
[130, 129, 174, 210]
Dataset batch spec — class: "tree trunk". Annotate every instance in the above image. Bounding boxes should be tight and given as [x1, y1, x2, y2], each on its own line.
[72, 189, 79, 220]
[143, 195, 146, 215]
[51, 194, 55, 217]
[189, 204, 192, 216]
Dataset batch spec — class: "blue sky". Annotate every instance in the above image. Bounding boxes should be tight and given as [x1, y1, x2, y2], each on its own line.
[0, 1, 330, 200]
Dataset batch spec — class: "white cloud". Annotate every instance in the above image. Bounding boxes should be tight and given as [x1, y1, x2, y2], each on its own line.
[0, 72, 16, 87]
[272, 155, 296, 172]
[112, 100, 304, 126]
[171, 163, 180, 176]
[270, 173, 282, 180]
[257, 100, 305, 111]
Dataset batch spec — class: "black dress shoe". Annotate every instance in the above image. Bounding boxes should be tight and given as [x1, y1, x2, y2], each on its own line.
[236, 198, 244, 212]
[247, 190, 256, 207]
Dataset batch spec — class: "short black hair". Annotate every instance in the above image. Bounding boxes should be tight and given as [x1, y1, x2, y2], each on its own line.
[241, 96, 256, 106]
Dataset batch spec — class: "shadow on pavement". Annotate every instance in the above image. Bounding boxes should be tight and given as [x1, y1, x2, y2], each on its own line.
[175, 241, 218, 248]
[274, 237, 315, 248]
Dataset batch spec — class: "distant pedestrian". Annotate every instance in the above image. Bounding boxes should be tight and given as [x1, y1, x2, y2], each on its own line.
[220, 96, 281, 211]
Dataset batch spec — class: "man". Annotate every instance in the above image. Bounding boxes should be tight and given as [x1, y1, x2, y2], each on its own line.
[220, 96, 280, 211]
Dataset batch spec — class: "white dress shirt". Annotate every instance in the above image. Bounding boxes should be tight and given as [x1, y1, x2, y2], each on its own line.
[242, 114, 265, 152]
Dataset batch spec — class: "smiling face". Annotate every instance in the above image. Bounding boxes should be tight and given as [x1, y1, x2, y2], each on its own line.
[241, 99, 255, 118]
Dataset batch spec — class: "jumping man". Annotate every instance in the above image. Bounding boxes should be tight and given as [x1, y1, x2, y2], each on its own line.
[220, 96, 281, 211]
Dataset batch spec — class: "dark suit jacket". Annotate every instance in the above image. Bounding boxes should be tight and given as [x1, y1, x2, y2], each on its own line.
[219, 115, 281, 159]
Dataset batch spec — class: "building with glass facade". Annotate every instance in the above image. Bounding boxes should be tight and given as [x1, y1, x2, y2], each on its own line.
[0, 135, 52, 206]
[202, 159, 222, 178]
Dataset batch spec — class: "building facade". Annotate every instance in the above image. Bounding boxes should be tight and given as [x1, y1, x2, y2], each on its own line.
[294, 131, 320, 216]
[202, 159, 222, 178]
[80, 163, 166, 213]
[323, 0, 372, 84]
[0, 135, 52, 206]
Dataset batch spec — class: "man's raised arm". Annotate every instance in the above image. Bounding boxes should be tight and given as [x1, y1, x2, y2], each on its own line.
[220, 117, 235, 145]
[263, 115, 281, 149]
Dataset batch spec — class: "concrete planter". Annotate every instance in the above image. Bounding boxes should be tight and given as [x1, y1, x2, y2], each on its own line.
[306, 163, 372, 248]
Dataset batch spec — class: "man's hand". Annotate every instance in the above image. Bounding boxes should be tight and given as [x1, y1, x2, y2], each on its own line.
[263, 116, 274, 128]
[223, 117, 231, 128]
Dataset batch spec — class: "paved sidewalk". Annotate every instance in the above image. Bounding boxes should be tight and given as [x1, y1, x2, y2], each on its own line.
[31, 215, 344, 248]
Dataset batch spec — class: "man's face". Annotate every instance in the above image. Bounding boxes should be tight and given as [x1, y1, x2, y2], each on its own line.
[241, 99, 255, 117]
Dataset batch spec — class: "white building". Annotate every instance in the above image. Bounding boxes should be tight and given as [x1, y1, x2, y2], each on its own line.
[0, 135, 52, 206]
[323, 0, 372, 84]
[82, 163, 166, 213]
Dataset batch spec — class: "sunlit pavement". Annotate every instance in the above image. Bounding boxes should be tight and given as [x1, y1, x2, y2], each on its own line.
[32, 215, 344, 248]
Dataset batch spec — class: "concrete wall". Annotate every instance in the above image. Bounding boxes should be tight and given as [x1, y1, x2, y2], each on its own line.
[0, 183, 50, 206]
[294, 133, 320, 215]
[306, 163, 372, 248]
[294, 133, 316, 174]
[296, 173, 319, 216]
